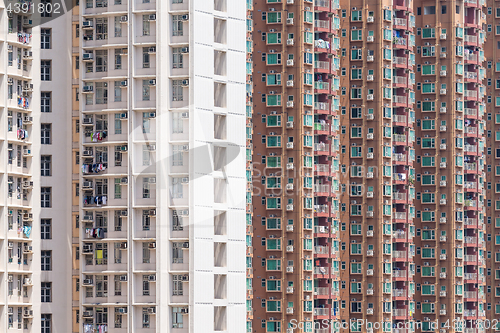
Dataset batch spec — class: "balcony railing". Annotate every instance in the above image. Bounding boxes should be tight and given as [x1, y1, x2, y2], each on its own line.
[315, 164, 332, 173]
[463, 309, 477, 317]
[464, 35, 477, 43]
[314, 82, 330, 91]
[314, 246, 329, 255]
[393, 231, 406, 238]
[314, 205, 329, 214]
[393, 76, 407, 85]
[392, 270, 406, 278]
[314, 0, 331, 8]
[314, 20, 330, 29]
[464, 181, 477, 190]
[465, 90, 478, 98]
[393, 153, 406, 162]
[464, 291, 477, 298]
[393, 309, 408, 316]
[393, 96, 407, 104]
[464, 72, 478, 80]
[393, 115, 407, 123]
[393, 173, 407, 181]
[463, 145, 477, 153]
[393, 134, 406, 142]
[314, 308, 331, 316]
[464, 199, 477, 207]
[464, 255, 477, 262]
[393, 18, 407, 27]
[314, 266, 331, 275]
[393, 289, 407, 297]
[393, 212, 406, 220]
[314, 143, 330, 152]
[464, 273, 477, 279]
[315, 287, 333, 296]
[464, 53, 478, 62]
[314, 184, 331, 193]
[393, 56, 407, 65]
[393, 37, 407, 46]
[393, 250, 407, 258]
[314, 102, 330, 111]
[464, 218, 477, 225]
[393, 192, 406, 201]
[314, 122, 330, 131]
[465, 236, 477, 244]
[314, 61, 330, 70]
[464, 162, 477, 171]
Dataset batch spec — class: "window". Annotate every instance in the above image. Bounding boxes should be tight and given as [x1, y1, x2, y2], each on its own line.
[173, 15, 183, 36]
[95, 17, 108, 40]
[41, 282, 52, 302]
[41, 219, 51, 239]
[41, 314, 51, 333]
[142, 112, 150, 133]
[95, 82, 108, 104]
[114, 49, 122, 70]
[142, 47, 150, 68]
[173, 275, 184, 295]
[142, 242, 151, 263]
[41, 60, 51, 81]
[114, 178, 121, 199]
[41, 155, 51, 176]
[172, 307, 184, 328]
[41, 29, 51, 49]
[143, 15, 151, 36]
[172, 242, 184, 263]
[114, 82, 121, 102]
[142, 80, 151, 101]
[95, 50, 108, 72]
[41, 0, 52, 17]
[172, 80, 183, 101]
[171, 177, 183, 198]
[142, 308, 151, 328]
[172, 145, 184, 166]
[114, 16, 122, 37]
[142, 275, 150, 296]
[41, 251, 52, 271]
[41, 92, 51, 113]
[173, 47, 183, 68]
[41, 124, 51, 144]
[41, 187, 51, 208]
[142, 213, 150, 231]
[172, 112, 183, 133]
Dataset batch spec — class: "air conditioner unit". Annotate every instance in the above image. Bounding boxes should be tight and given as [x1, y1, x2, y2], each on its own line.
[286, 18, 294, 25]
[179, 209, 189, 216]
[286, 307, 294, 314]
[286, 204, 293, 211]
[367, 16, 374, 23]
[440, 144, 446, 150]
[120, 80, 128, 87]
[286, 163, 294, 170]
[23, 116, 33, 123]
[440, 180, 446, 186]
[120, 242, 127, 249]
[119, 210, 128, 217]
[286, 142, 293, 149]
[83, 279, 93, 285]
[287, 101, 294, 108]
[367, 55, 374, 62]
[367, 114, 374, 120]
[286, 266, 294, 273]
[119, 275, 127, 281]
[440, 254, 446, 260]
[120, 15, 128, 22]
[367, 36, 374, 42]
[367, 269, 374, 275]
[440, 89, 446, 95]
[149, 79, 156, 86]
[182, 242, 189, 249]
[367, 133, 374, 140]
[8, 78, 13, 84]
[440, 52, 446, 58]
[440, 34, 446, 40]
[287, 59, 294, 66]
[83, 86, 93, 93]
[148, 275, 156, 281]
[440, 126, 446, 131]
[440, 162, 446, 168]
[367, 191, 374, 198]
[182, 275, 189, 281]
[82, 21, 93, 28]
[148, 46, 156, 54]
[148, 209, 157, 216]
[286, 225, 294, 232]
[440, 107, 446, 113]
[367, 152, 374, 159]
[82, 53, 94, 61]
[83, 181, 92, 189]
[116, 307, 127, 313]
[148, 307, 157, 314]
[149, 242, 156, 249]
[367, 94, 374, 101]
[181, 47, 189, 53]
[147, 144, 156, 151]
[367, 75, 374, 81]
[149, 14, 157, 21]
[181, 14, 189, 21]
[286, 79, 294, 87]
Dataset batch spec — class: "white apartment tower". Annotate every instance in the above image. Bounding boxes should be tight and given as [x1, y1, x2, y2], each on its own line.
[79, 0, 247, 332]
[0, 1, 73, 333]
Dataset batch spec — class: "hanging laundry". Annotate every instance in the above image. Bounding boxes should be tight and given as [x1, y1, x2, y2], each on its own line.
[23, 226, 31, 238]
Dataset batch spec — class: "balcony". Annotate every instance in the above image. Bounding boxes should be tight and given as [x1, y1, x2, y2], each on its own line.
[464, 255, 477, 263]
[314, 184, 331, 194]
[393, 96, 407, 104]
[465, 236, 477, 244]
[393, 37, 407, 47]
[393, 309, 408, 317]
[464, 72, 478, 80]
[464, 162, 477, 171]
[314, 102, 331, 112]
[464, 181, 477, 190]
[393, 270, 407, 278]
[393, 251, 407, 259]
[314, 164, 332, 173]
[393, 134, 407, 143]
[393, 18, 407, 27]
[314, 20, 331, 30]
[314, 205, 329, 214]
[464, 53, 478, 62]
[314, 308, 331, 316]
[314, 122, 330, 132]
[393, 153, 406, 162]
[464, 90, 478, 99]
[314, 267, 331, 275]
[314, 246, 330, 255]
[393, 173, 407, 182]
[393, 76, 407, 85]
[393, 56, 407, 66]
[464, 291, 477, 299]
[393, 212, 406, 220]
[393, 231, 406, 239]
[464, 218, 477, 226]
[314, 82, 330, 92]
[393, 289, 407, 297]
[464, 35, 478, 44]
[464, 145, 477, 153]
[314, 143, 330, 152]
[314, 61, 331, 71]
[464, 309, 477, 317]
[464, 199, 477, 208]
[393, 192, 406, 201]
[464, 273, 477, 280]
[393, 115, 407, 123]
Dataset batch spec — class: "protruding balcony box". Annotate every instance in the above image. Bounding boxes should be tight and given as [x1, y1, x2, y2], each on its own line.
[314, 0, 331, 12]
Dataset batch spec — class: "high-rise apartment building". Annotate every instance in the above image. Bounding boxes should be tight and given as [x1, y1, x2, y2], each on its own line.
[252, 1, 488, 333]
[78, 0, 247, 332]
[251, 0, 340, 331]
[0, 1, 74, 332]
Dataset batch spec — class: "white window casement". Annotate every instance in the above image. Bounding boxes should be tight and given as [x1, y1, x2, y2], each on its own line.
[41, 28, 51, 49]
[95, 17, 108, 40]
[172, 47, 183, 68]
[171, 177, 183, 198]
[41, 92, 51, 112]
[172, 242, 184, 263]
[142, 15, 150, 36]
[142, 242, 150, 263]
[172, 112, 183, 133]
[172, 80, 183, 101]
[41, 60, 51, 81]
[173, 275, 184, 296]
[172, 145, 183, 166]
[173, 15, 184, 36]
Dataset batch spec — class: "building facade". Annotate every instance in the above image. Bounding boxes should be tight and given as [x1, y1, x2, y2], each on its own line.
[78, 0, 247, 332]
